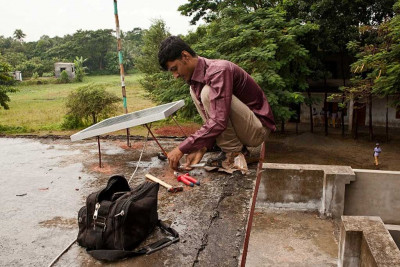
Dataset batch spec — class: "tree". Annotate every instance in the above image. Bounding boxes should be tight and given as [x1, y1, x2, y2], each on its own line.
[74, 56, 88, 82]
[339, 0, 400, 140]
[15, 56, 49, 77]
[136, 20, 199, 119]
[65, 83, 120, 125]
[282, 0, 396, 135]
[136, 20, 170, 74]
[13, 29, 26, 42]
[178, 0, 280, 24]
[0, 57, 16, 109]
[45, 29, 115, 73]
[187, 7, 317, 129]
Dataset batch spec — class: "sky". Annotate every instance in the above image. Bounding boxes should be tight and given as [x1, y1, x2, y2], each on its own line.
[0, 0, 197, 42]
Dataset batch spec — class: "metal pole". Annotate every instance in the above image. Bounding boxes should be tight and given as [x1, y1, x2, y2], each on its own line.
[171, 116, 188, 137]
[144, 124, 168, 157]
[113, 0, 130, 147]
[97, 136, 102, 168]
[240, 141, 266, 267]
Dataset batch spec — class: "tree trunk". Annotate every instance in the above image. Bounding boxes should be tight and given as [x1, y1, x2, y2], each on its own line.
[92, 112, 97, 124]
[307, 89, 313, 133]
[353, 108, 358, 140]
[340, 50, 346, 137]
[324, 77, 328, 136]
[281, 120, 285, 133]
[386, 95, 389, 142]
[348, 96, 354, 133]
[368, 94, 373, 141]
[99, 59, 103, 70]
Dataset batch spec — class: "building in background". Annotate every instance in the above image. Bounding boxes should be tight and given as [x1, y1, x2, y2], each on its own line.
[54, 62, 75, 79]
[12, 71, 22, 81]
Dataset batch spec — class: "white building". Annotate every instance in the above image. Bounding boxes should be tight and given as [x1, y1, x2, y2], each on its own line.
[54, 62, 75, 79]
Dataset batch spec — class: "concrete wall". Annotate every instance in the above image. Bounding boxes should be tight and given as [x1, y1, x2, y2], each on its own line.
[386, 224, 400, 250]
[344, 169, 400, 224]
[258, 168, 324, 210]
[259, 163, 355, 218]
[339, 216, 400, 267]
[366, 96, 400, 128]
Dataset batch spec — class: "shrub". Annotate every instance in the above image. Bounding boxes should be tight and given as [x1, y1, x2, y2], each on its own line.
[65, 83, 120, 125]
[32, 72, 39, 79]
[74, 56, 88, 82]
[61, 115, 84, 129]
[19, 77, 58, 86]
[42, 72, 54, 77]
[0, 124, 30, 134]
[59, 70, 69, 83]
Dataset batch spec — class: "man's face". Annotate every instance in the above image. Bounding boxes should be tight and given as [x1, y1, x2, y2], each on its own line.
[166, 57, 193, 83]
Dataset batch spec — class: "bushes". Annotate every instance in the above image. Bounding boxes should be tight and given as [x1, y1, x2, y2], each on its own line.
[19, 77, 58, 85]
[32, 72, 39, 79]
[59, 70, 69, 83]
[74, 56, 88, 82]
[63, 83, 120, 127]
[0, 124, 30, 134]
[60, 114, 84, 130]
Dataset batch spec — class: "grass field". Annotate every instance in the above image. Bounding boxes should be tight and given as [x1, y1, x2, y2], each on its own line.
[0, 74, 157, 135]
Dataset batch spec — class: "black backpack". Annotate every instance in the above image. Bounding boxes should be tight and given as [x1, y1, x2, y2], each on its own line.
[77, 175, 179, 261]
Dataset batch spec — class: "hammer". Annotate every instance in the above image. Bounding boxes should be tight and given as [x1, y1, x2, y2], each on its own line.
[145, 174, 183, 193]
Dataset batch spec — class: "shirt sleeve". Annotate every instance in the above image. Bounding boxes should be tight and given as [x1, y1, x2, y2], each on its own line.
[179, 68, 233, 154]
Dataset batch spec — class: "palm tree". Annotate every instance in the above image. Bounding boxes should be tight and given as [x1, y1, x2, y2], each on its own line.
[13, 29, 26, 42]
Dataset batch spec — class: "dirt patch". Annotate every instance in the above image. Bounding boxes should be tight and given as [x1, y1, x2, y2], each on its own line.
[39, 216, 76, 229]
[116, 140, 145, 150]
[90, 163, 118, 174]
[266, 132, 400, 171]
[154, 124, 199, 136]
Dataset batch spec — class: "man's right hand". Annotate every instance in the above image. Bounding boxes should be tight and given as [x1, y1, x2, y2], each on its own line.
[167, 146, 184, 170]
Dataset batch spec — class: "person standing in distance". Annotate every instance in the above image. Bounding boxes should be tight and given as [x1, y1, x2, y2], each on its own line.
[158, 36, 276, 170]
[374, 143, 382, 167]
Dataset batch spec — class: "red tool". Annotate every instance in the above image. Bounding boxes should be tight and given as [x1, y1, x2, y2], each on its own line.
[174, 172, 200, 186]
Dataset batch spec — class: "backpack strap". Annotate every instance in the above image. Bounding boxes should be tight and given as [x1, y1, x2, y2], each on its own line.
[87, 220, 179, 261]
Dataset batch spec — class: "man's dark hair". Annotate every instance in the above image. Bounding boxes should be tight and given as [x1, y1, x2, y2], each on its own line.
[158, 36, 196, 71]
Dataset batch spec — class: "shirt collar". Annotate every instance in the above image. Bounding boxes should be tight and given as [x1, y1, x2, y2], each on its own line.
[190, 56, 206, 84]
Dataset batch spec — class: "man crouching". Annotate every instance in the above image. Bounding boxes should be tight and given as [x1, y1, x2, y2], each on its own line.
[158, 36, 276, 171]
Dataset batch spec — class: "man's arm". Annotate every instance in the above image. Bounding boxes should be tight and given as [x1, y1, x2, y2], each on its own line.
[179, 67, 234, 154]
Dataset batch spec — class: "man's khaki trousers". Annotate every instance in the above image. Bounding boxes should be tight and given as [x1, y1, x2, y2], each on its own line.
[190, 85, 270, 153]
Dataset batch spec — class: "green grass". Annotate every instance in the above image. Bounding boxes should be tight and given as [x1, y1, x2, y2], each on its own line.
[0, 74, 156, 135]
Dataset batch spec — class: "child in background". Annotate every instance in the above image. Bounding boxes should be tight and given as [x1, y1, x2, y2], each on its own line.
[374, 143, 382, 166]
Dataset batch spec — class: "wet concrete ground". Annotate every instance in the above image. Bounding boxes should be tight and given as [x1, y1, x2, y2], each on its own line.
[247, 208, 339, 267]
[0, 136, 341, 267]
[0, 137, 256, 266]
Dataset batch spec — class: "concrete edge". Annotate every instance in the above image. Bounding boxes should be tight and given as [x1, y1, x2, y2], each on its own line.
[386, 224, 400, 231]
[352, 168, 400, 175]
[339, 216, 400, 266]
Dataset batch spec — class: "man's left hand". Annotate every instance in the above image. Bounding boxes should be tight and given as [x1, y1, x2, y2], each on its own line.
[183, 147, 207, 170]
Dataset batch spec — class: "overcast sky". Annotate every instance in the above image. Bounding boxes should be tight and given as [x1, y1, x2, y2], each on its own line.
[0, 0, 197, 42]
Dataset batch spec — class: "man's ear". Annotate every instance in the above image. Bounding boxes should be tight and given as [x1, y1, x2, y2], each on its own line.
[181, 50, 191, 62]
